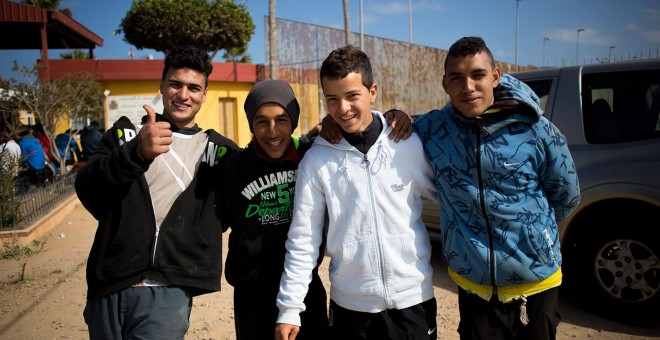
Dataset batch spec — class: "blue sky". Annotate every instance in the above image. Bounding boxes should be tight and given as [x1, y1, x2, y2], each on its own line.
[1, 0, 659, 79]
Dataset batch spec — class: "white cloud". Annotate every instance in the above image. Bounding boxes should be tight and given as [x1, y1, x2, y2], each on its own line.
[370, 1, 409, 16]
[544, 27, 617, 47]
[493, 49, 513, 60]
[643, 29, 660, 43]
[363, 0, 444, 16]
[545, 28, 588, 43]
[365, 0, 445, 20]
[415, 0, 445, 12]
[643, 8, 660, 21]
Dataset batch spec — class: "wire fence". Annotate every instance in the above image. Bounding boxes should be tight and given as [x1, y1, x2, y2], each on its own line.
[0, 172, 77, 231]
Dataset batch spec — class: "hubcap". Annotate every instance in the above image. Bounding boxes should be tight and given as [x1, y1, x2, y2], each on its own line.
[595, 239, 660, 303]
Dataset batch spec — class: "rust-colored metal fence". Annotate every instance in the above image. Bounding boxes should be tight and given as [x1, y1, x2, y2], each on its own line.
[261, 17, 536, 134]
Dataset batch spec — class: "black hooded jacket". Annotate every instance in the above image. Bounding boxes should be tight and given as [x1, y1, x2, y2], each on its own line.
[75, 114, 239, 298]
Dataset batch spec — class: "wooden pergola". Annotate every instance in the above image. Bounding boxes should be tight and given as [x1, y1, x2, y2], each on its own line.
[0, 0, 103, 79]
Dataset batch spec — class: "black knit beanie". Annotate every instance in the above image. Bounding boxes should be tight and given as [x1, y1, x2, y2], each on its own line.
[244, 79, 300, 132]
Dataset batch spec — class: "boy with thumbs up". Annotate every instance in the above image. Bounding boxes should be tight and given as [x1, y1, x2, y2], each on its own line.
[75, 45, 240, 339]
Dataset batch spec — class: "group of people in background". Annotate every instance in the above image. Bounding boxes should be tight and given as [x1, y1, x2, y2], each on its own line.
[72, 36, 580, 340]
[0, 119, 103, 194]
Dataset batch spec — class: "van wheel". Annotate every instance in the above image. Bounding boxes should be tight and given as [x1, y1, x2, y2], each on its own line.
[573, 225, 660, 322]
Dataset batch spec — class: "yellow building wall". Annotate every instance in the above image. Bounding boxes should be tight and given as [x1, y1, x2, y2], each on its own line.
[99, 79, 265, 147]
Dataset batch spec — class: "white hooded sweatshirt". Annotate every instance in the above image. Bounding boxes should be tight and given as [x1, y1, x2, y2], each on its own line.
[276, 112, 438, 326]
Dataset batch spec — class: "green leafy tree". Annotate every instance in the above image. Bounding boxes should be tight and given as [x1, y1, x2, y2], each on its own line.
[119, 0, 255, 59]
[0, 62, 102, 176]
[0, 124, 21, 228]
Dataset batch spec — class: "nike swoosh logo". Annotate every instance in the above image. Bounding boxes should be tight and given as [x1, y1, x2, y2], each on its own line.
[428, 327, 436, 335]
[503, 162, 521, 167]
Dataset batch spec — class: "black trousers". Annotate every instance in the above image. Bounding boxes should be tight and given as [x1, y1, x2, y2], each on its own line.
[328, 297, 437, 340]
[233, 271, 328, 340]
[457, 287, 561, 340]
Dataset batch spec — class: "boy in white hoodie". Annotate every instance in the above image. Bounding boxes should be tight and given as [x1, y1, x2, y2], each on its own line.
[275, 44, 439, 340]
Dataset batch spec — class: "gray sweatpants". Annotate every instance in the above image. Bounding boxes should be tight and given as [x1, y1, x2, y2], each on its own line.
[83, 285, 192, 340]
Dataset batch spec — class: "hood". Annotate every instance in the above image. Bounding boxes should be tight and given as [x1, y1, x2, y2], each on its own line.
[493, 73, 543, 118]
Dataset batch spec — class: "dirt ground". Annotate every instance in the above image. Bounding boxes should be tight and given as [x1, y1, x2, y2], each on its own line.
[0, 200, 658, 340]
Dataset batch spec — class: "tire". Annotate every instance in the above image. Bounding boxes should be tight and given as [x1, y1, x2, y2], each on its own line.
[571, 219, 660, 323]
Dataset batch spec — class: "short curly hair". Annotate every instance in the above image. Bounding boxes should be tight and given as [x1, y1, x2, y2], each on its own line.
[162, 45, 213, 87]
[320, 44, 373, 90]
[445, 36, 495, 70]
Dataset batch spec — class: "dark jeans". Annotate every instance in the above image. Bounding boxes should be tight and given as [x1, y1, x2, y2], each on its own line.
[83, 286, 193, 340]
[457, 287, 561, 340]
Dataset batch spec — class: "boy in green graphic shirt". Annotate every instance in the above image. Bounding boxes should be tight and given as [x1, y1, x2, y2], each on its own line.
[221, 80, 328, 340]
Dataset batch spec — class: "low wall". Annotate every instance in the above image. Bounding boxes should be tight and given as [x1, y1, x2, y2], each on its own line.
[0, 194, 81, 250]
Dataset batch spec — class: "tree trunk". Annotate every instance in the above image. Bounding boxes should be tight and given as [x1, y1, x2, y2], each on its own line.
[269, 0, 278, 80]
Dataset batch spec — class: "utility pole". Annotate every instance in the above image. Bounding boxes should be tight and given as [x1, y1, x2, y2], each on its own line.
[515, 0, 521, 72]
[576, 28, 585, 66]
[359, 0, 364, 49]
[543, 36, 551, 68]
[408, 0, 413, 43]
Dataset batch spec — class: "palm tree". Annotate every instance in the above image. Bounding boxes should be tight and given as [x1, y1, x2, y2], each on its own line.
[222, 46, 251, 64]
[223, 46, 251, 82]
[59, 50, 90, 60]
[269, 0, 278, 80]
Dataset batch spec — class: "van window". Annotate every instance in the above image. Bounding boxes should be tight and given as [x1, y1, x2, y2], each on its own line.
[582, 70, 660, 144]
[522, 80, 552, 112]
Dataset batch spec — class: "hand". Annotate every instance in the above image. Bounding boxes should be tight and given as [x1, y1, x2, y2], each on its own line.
[383, 109, 413, 142]
[318, 114, 343, 144]
[138, 105, 172, 160]
[275, 323, 299, 340]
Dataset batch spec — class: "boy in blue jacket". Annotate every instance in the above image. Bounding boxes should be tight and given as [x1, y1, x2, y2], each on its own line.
[414, 36, 580, 340]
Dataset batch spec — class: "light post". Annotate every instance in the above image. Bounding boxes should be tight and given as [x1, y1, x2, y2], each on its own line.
[408, 0, 413, 43]
[543, 36, 552, 67]
[608, 45, 616, 62]
[576, 28, 585, 65]
[515, 0, 522, 71]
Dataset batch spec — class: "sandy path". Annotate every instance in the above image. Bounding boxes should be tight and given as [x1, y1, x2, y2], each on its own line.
[0, 200, 658, 339]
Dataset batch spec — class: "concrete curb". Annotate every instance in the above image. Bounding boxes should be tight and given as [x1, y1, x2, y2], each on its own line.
[0, 194, 82, 248]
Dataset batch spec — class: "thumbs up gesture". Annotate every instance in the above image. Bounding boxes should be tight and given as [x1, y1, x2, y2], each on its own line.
[138, 105, 172, 160]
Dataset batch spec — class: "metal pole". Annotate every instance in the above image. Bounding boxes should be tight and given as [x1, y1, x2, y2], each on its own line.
[409, 0, 413, 43]
[543, 36, 551, 67]
[515, 0, 521, 71]
[608, 45, 616, 62]
[576, 28, 585, 66]
[360, 0, 364, 50]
